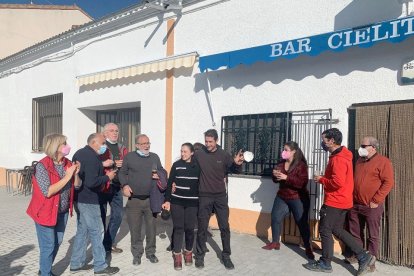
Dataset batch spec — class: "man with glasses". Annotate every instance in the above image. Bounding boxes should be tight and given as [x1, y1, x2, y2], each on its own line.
[99, 123, 128, 254]
[303, 128, 375, 275]
[344, 136, 394, 271]
[118, 134, 162, 266]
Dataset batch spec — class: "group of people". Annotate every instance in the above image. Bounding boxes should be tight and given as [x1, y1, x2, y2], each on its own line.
[26, 124, 394, 276]
[27, 125, 244, 275]
[262, 128, 394, 276]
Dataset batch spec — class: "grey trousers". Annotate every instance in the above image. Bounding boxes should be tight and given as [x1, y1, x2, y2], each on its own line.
[125, 198, 156, 258]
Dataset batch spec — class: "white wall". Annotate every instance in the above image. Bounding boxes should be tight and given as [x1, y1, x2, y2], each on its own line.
[0, 0, 414, 214]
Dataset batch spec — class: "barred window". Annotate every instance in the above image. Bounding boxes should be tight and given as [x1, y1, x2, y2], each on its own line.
[97, 108, 140, 151]
[221, 112, 291, 176]
[32, 93, 63, 152]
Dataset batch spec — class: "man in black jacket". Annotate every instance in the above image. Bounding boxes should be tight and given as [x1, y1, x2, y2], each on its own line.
[70, 133, 119, 275]
[194, 129, 244, 270]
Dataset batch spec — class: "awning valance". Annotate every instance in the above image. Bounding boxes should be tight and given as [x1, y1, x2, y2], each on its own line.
[77, 52, 198, 86]
[199, 16, 414, 72]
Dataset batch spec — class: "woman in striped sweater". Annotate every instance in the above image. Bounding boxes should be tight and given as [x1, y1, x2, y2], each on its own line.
[162, 143, 200, 271]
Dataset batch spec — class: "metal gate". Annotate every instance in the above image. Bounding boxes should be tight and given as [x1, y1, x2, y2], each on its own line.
[282, 109, 333, 243]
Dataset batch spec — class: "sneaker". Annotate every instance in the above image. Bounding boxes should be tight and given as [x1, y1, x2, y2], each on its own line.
[356, 252, 376, 276]
[183, 250, 193, 266]
[222, 258, 235, 270]
[195, 257, 204, 269]
[262, 242, 280, 250]
[94, 266, 120, 275]
[303, 260, 333, 273]
[173, 252, 183, 271]
[70, 264, 94, 273]
[146, 254, 159, 263]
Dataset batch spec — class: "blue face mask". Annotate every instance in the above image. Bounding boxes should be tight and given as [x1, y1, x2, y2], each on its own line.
[136, 150, 150, 157]
[98, 144, 107, 155]
[320, 141, 329, 152]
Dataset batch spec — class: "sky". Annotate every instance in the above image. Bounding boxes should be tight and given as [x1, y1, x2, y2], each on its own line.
[0, 0, 143, 19]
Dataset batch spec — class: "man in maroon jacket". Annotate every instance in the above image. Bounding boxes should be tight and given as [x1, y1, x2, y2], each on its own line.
[99, 123, 128, 254]
[345, 136, 394, 271]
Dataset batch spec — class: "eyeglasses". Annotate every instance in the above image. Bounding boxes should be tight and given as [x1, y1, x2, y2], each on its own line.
[138, 142, 151, 146]
[360, 144, 372, 148]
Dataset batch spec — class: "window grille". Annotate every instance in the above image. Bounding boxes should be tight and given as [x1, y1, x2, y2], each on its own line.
[97, 108, 140, 151]
[221, 112, 291, 176]
[32, 93, 63, 152]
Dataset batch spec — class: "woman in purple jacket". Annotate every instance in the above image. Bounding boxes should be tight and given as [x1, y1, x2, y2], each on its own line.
[261, 141, 314, 260]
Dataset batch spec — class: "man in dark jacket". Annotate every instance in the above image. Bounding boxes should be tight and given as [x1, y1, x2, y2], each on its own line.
[99, 123, 128, 254]
[70, 133, 119, 275]
[194, 129, 244, 270]
[119, 134, 163, 266]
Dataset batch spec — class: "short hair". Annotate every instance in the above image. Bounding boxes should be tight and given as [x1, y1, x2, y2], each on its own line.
[87, 133, 102, 144]
[365, 136, 380, 148]
[182, 142, 195, 152]
[204, 129, 218, 141]
[135, 134, 149, 144]
[322, 128, 342, 145]
[193, 142, 204, 151]
[103, 122, 118, 132]
[43, 133, 67, 158]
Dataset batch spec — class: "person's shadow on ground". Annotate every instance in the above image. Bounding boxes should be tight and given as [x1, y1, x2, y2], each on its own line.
[286, 243, 356, 275]
[0, 244, 34, 275]
[53, 236, 94, 275]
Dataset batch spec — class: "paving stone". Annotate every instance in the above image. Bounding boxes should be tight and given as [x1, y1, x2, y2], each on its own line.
[0, 187, 413, 276]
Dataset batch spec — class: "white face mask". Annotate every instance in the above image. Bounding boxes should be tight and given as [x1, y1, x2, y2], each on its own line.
[358, 147, 369, 157]
[106, 138, 117, 145]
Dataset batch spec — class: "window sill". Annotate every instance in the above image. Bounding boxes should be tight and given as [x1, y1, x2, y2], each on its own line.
[228, 174, 272, 180]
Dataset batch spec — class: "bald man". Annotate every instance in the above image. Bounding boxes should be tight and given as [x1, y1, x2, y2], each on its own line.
[70, 133, 119, 275]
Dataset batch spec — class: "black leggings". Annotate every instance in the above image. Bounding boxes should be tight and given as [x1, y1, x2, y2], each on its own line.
[171, 203, 198, 253]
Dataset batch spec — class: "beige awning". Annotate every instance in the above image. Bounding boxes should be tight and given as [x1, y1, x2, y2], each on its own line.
[76, 52, 198, 86]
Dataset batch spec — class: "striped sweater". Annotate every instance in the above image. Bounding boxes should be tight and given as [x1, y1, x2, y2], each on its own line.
[165, 159, 200, 207]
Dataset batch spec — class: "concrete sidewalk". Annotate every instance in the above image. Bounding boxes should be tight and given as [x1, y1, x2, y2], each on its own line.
[0, 187, 412, 276]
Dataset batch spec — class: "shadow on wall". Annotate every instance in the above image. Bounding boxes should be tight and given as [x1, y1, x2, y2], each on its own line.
[334, 0, 403, 30]
[194, 36, 414, 92]
[250, 177, 277, 242]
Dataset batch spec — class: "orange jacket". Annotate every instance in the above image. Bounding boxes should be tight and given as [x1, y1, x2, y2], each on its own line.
[26, 156, 74, 226]
[353, 153, 394, 205]
[319, 146, 354, 209]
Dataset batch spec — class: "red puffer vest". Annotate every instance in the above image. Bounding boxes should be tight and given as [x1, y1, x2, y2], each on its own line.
[26, 156, 74, 226]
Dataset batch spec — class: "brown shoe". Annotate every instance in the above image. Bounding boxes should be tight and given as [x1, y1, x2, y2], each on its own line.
[262, 242, 280, 250]
[111, 246, 123, 254]
[173, 252, 182, 271]
[183, 250, 193, 266]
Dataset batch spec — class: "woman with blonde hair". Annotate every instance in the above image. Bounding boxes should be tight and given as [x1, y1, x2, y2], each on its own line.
[27, 133, 81, 276]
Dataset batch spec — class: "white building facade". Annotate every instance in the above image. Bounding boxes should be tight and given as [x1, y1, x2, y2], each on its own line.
[0, 0, 413, 263]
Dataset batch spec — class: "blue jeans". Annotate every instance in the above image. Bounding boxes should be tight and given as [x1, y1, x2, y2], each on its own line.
[70, 203, 107, 272]
[100, 188, 123, 251]
[35, 212, 68, 276]
[270, 195, 311, 248]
